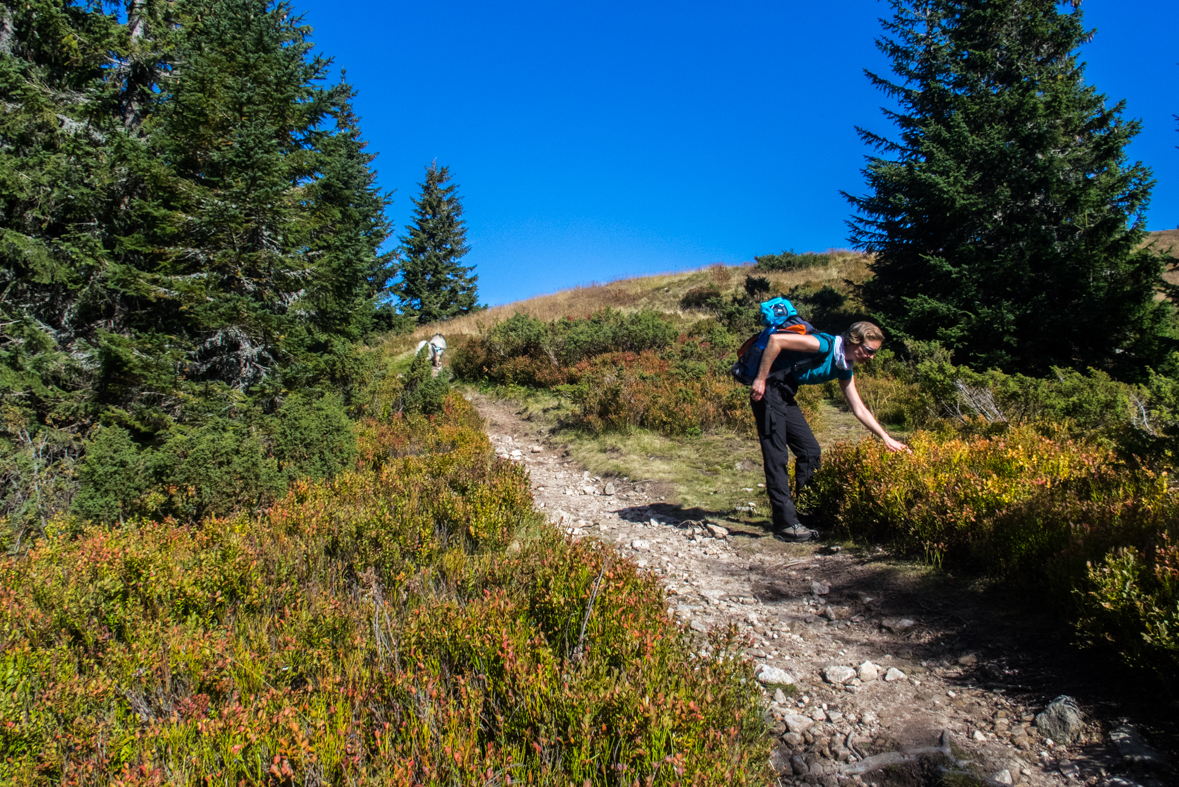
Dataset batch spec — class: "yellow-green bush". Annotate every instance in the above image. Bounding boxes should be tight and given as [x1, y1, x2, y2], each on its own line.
[807, 426, 1172, 575]
[805, 425, 1179, 677]
[0, 393, 769, 785]
[1079, 539, 1179, 676]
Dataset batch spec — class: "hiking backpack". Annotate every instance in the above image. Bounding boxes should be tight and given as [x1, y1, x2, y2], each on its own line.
[730, 297, 828, 386]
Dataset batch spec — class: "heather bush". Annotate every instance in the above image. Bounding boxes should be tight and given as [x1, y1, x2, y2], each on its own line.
[563, 351, 753, 436]
[452, 309, 678, 388]
[805, 425, 1171, 578]
[805, 424, 1179, 678]
[0, 392, 769, 785]
[753, 249, 831, 272]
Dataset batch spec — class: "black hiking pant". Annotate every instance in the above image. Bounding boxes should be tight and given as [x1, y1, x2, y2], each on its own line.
[750, 379, 822, 530]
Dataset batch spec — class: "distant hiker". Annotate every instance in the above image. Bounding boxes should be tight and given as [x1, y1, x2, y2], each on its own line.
[414, 334, 447, 368]
[750, 320, 908, 542]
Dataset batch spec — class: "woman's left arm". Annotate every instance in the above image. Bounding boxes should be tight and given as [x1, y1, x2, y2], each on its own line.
[839, 376, 910, 453]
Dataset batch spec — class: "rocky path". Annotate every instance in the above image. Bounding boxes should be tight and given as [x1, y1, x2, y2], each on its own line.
[471, 393, 1172, 787]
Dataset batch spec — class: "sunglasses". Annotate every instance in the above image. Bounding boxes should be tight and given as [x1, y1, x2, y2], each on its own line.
[859, 344, 881, 357]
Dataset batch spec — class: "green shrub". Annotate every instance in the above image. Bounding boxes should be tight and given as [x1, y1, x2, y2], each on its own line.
[681, 285, 722, 309]
[72, 426, 152, 524]
[154, 420, 285, 522]
[1079, 538, 1179, 676]
[743, 275, 771, 299]
[268, 392, 357, 482]
[753, 249, 831, 272]
[398, 345, 451, 415]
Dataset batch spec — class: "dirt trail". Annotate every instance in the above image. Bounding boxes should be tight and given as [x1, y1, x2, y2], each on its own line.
[470, 392, 1174, 787]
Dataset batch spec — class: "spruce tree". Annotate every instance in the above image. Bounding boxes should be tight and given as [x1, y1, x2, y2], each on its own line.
[847, 0, 1165, 376]
[1, 0, 392, 426]
[393, 163, 479, 324]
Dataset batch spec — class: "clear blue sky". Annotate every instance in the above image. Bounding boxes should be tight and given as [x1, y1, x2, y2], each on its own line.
[293, 0, 1179, 307]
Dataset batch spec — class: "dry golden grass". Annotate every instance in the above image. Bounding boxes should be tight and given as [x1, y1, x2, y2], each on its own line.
[379, 251, 875, 350]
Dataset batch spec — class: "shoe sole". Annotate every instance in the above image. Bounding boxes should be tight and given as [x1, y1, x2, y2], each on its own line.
[774, 531, 818, 543]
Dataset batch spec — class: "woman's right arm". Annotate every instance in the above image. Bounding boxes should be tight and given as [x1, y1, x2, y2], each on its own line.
[750, 332, 821, 401]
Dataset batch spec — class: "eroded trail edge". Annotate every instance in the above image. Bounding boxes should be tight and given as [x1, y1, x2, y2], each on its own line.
[471, 392, 1171, 787]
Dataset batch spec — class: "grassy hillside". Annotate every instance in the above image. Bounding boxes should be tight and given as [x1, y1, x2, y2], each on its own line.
[388, 249, 872, 349]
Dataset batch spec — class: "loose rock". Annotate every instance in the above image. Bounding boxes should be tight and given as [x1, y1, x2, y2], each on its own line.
[1034, 695, 1084, 744]
[884, 667, 907, 682]
[857, 661, 879, 682]
[756, 665, 796, 687]
[784, 714, 814, 734]
[824, 665, 857, 685]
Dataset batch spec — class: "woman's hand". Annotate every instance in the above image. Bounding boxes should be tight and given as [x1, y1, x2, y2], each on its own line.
[882, 435, 911, 453]
[750, 377, 767, 402]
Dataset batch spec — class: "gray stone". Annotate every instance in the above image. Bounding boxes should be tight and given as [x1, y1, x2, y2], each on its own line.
[773, 688, 789, 705]
[530, 445, 543, 453]
[1109, 724, 1168, 770]
[884, 667, 907, 682]
[784, 714, 814, 734]
[824, 665, 857, 685]
[990, 769, 1013, 785]
[857, 661, 879, 682]
[782, 732, 804, 748]
[631, 539, 651, 551]
[958, 652, 979, 666]
[882, 617, 916, 632]
[756, 665, 796, 686]
[706, 523, 729, 539]
[1035, 695, 1084, 744]
[769, 746, 792, 776]
[790, 754, 809, 776]
[689, 619, 709, 633]
[811, 580, 830, 596]
[604, 482, 615, 495]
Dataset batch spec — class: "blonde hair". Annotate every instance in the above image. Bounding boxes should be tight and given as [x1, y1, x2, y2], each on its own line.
[846, 321, 884, 347]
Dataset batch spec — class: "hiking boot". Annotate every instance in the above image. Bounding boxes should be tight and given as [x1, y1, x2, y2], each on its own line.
[774, 524, 818, 543]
